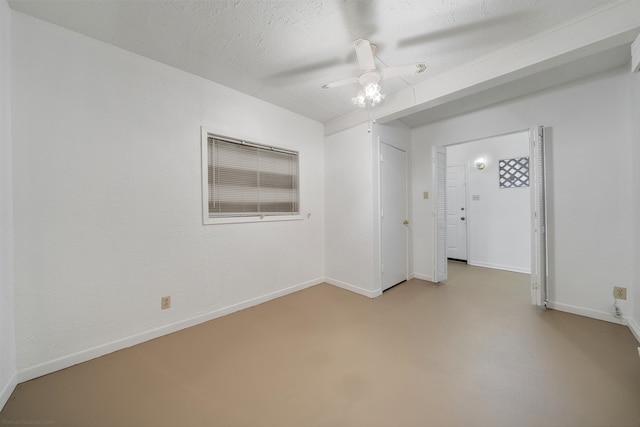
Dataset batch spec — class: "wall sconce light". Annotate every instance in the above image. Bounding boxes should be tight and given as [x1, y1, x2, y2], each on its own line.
[474, 158, 486, 170]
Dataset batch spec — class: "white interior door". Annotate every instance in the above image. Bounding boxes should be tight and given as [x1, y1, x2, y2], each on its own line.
[433, 146, 447, 283]
[381, 142, 408, 291]
[446, 164, 468, 261]
[530, 125, 547, 306]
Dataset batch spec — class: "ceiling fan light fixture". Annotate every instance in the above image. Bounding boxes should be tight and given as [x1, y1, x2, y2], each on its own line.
[353, 82, 384, 108]
[324, 38, 421, 109]
[364, 82, 380, 98]
[352, 90, 366, 107]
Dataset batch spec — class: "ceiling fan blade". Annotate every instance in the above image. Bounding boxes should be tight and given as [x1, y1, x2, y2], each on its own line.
[354, 38, 376, 71]
[382, 63, 427, 79]
[322, 76, 360, 89]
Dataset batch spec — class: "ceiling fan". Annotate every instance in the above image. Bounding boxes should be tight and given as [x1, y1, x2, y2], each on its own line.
[322, 38, 427, 107]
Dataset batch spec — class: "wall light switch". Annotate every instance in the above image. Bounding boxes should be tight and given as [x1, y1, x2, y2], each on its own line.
[472, 195, 480, 201]
[423, 192, 429, 199]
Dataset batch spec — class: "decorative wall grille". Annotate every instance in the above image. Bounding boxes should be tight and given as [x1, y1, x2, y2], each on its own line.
[499, 157, 529, 188]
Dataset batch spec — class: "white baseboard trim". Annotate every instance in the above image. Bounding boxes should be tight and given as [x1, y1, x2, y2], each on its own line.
[325, 277, 381, 298]
[17, 277, 324, 383]
[413, 273, 434, 282]
[628, 317, 640, 344]
[546, 301, 625, 325]
[468, 261, 531, 274]
[0, 371, 17, 411]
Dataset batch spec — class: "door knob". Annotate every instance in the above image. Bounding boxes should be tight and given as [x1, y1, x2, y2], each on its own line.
[460, 217, 465, 221]
[403, 220, 410, 225]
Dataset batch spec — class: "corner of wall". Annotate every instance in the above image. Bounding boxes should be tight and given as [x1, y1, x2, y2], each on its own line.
[631, 39, 640, 343]
[0, 372, 17, 411]
[629, 317, 640, 344]
[324, 277, 382, 299]
[0, 0, 17, 411]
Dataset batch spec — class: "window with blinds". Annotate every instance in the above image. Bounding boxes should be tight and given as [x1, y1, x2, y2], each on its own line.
[205, 134, 299, 221]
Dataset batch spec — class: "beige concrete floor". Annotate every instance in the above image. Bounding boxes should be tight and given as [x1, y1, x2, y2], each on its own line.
[2, 262, 640, 426]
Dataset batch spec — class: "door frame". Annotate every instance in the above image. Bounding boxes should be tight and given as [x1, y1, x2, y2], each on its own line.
[530, 125, 548, 306]
[433, 146, 447, 283]
[432, 126, 547, 307]
[379, 140, 410, 291]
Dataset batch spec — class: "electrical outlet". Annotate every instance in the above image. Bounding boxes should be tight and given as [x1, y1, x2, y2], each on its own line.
[613, 286, 627, 300]
[161, 296, 171, 310]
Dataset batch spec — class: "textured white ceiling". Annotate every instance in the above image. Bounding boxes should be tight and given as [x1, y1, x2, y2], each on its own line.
[9, 0, 612, 124]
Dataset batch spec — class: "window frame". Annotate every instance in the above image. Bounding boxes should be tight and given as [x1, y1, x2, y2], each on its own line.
[201, 127, 302, 225]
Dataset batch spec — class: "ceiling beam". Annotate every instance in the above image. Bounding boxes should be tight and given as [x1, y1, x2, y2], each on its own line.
[324, 0, 640, 136]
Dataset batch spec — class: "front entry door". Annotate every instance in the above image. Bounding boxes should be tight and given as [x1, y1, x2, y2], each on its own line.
[446, 164, 468, 261]
[381, 142, 408, 291]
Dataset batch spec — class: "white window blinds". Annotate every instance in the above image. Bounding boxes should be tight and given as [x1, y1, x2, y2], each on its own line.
[207, 136, 299, 217]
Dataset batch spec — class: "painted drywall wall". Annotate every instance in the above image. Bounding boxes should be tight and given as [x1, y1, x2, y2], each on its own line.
[632, 59, 640, 341]
[0, 0, 17, 410]
[447, 132, 531, 273]
[325, 123, 376, 296]
[412, 66, 634, 324]
[324, 122, 411, 297]
[11, 12, 325, 380]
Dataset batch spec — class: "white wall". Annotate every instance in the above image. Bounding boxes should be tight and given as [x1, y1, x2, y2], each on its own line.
[0, 0, 17, 411]
[324, 121, 411, 297]
[325, 123, 376, 296]
[11, 12, 325, 380]
[447, 132, 531, 273]
[631, 53, 640, 340]
[412, 66, 634, 324]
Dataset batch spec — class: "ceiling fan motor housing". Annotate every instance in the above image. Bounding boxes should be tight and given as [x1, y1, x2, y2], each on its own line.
[358, 71, 382, 86]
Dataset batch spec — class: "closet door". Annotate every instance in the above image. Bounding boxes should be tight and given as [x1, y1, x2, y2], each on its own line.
[380, 142, 408, 290]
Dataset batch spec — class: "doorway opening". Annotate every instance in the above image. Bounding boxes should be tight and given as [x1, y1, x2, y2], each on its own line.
[433, 126, 547, 307]
[445, 130, 531, 273]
